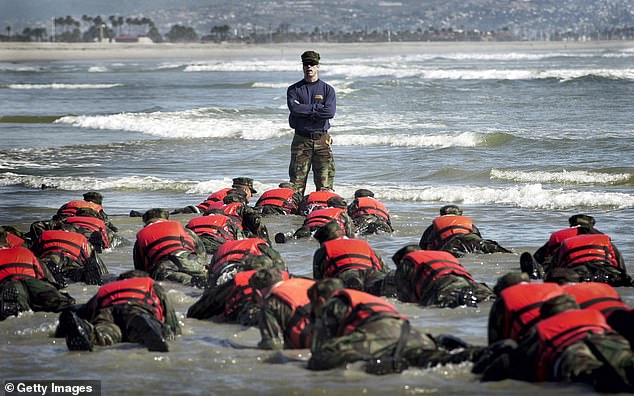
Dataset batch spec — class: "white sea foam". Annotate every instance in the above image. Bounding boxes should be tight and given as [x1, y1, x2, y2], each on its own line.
[251, 82, 289, 89]
[7, 83, 122, 89]
[88, 66, 109, 72]
[55, 108, 289, 140]
[0, 172, 196, 191]
[361, 183, 634, 210]
[334, 132, 483, 148]
[491, 169, 631, 185]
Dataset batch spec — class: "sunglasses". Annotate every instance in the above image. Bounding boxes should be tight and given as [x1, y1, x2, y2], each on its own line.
[303, 62, 318, 67]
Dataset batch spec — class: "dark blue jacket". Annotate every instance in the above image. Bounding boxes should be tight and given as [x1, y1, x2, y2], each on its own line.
[287, 79, 336, 134]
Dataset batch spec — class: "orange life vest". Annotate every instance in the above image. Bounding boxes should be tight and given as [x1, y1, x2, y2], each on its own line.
[64, 216, 109, 249]
[196, 188, 232, 212]
[186, 214, 236, 241]
[6, 233, 25, 248]
[563, 282, 627, 317]
[403, 250, 475, 300]
[269, 278, 316, 348]
[58, 200, 104, 218]
[136, 221, 197, 272]
[224, 270, 290, 319]
[432, 215, 474, 244]
[321, 238, 384, 279]
[255, 188, 298, 214]
[555, 234, 618, 269]
[210, 238, 268, 274]
[203, 201, 244, 225]
[0, 247, 46, 282]
[500, 282, 565, 341]
[301, 191, 341, 215]
[350, 197, 390, 223]
[536, 309, 611, 381]
[37, 230, 90, 264]
[545, 227, 581, 258]
[96, 277, 165, 322]
[304, 207, 347, 231]
[333, 289, 407, 336]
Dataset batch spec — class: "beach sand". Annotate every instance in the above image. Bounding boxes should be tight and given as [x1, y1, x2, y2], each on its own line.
[1, 40, 633, 62]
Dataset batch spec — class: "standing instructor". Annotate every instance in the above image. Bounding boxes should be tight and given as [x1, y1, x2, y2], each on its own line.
[287, 50, 337, 195]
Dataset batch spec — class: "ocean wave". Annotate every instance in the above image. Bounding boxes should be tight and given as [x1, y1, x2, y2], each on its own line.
[0, 172, 196, 191]
[356, 183, 634, 210]
[334, 132, 492, 148]
[55, 108, 289, 140]
[490, 169, 632, 185]
[5, 83, 122, 89]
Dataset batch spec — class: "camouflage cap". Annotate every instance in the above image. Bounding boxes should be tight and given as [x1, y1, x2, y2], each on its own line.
[308, 278, 344, 305]
[278, 182, 294, 189]
[313, 220, 343, 243]
[440, 204, 462, 216]
[232, 177, 257, 194]
[493, 272, 530, 296]
[568, 214, 596, 227]
[326, 197, 347, 209]
[83, 191, 103, 205]
[142, 208, 169, 224]
[354, 189, 375, 198]
[540, 294, 579, 319]
[391, 244, 421, 266]
[74, 207, 100, 218]
[301, 50, 320, 65]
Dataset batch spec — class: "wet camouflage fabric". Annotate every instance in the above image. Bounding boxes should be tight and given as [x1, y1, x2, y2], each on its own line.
[289, 133, 335, 195]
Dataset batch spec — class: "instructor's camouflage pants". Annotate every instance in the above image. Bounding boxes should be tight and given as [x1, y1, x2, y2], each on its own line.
[289, 133, 335, 195]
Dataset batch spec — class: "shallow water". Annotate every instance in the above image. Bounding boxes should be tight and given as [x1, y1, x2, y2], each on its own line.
[1, 42, 634, 395]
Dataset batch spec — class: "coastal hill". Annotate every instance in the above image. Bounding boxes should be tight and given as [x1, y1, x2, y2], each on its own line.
[2, 0, 633, 41]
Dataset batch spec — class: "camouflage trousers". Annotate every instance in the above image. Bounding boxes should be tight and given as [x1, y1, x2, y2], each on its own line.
[289, 133, 335, 195]
[81, 304, 168, 347]
[0, 278, 75, 320]
[151, 251, 208, 286]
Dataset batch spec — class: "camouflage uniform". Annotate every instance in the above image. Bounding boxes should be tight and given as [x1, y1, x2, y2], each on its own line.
[289, 133, 335, 195]
[56, 274, 180, 351]
[308, 291, 482, 372]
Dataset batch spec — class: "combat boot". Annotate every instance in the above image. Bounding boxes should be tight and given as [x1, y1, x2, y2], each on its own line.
[59, 310, 93, 351]
[127, 315, 169, 352]
[520, 252, 543, 279]
[0, 281, 21, 320]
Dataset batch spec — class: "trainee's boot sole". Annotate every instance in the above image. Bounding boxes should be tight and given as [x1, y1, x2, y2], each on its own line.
[60, 310, 93, 351]
[129, 315, 169, 352]
[0, 282, 20, 320]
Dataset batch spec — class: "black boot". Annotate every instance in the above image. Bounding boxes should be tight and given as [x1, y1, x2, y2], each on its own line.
[59, 310, 93, 351]
[0, 281, 20, 320]
[127, 315, 169, 352]
[520, 252, 543, 280]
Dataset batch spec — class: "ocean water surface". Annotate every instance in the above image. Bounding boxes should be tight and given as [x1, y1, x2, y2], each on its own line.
[1, 42, 633, 395]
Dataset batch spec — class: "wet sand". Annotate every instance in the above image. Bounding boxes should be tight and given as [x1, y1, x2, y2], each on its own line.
[1, 40, 633, 62]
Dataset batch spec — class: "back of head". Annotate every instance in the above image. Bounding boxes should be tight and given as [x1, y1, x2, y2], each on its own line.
[493, 272, 530, 296]
[74, 207, 100, 218]
[391, 244, 421, 266]
[118, 269, 150, 280]
[568, 214, 595, 228]
[313, 220, 343, 243]
[142, 208, 169, 225]
[540, 294, 579, 319]
[326, 197, 347, 209]
[544, 268, 581, 285]
[440, 204, 462, 216]
[248, 268, 283, 291]
[83, 191, 103, 205]
[354, 189, 374, 198]
[308, 278, 344, 305]
[278, 182, 294, 189]
[223, 188, 247, 204]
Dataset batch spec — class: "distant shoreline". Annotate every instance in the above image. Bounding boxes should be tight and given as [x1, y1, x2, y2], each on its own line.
[1, 40, 633, 62]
